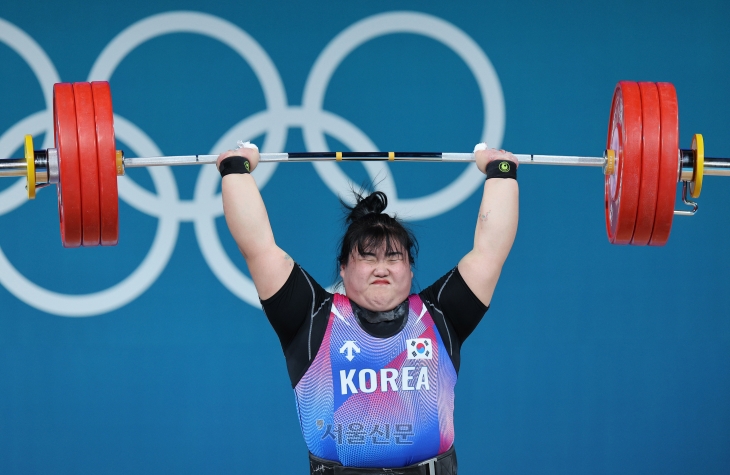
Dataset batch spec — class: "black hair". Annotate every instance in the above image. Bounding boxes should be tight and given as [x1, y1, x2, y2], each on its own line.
[337, 190, 419, 269]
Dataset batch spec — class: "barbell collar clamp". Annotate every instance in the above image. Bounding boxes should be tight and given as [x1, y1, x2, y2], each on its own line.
[603, 149, 616, 176]
[116, 150, 125, 176]
[47, 148, 59, 184]
[674, 181, 699, 216]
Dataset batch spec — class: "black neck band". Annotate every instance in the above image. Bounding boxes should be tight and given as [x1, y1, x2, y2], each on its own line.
[351, 299, 409, 323]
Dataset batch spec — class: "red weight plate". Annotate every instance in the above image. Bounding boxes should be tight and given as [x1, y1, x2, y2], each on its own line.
[631, 82, 661, 245]
[650, 82, 679, 246]
[73, 83, 101, 246]
[54, 83, 82, 248]
[605, 81, 642, 244]
[91, 81, 119, 246]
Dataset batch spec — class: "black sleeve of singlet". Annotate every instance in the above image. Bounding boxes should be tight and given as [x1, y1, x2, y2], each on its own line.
[260, 264, 332, 387]
[419, 267, 489, 373]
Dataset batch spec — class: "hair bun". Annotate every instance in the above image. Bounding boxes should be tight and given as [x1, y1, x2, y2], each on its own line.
[346, 191, 388, 224]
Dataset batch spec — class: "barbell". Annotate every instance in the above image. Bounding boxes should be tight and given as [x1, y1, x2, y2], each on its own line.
[0, 81, 728, 248]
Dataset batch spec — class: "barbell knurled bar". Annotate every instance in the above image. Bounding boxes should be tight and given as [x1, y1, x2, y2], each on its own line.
[0, 81, 729, 247]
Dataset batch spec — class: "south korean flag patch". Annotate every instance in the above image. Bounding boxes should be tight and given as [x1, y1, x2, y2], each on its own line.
[407, 338, 433, 359]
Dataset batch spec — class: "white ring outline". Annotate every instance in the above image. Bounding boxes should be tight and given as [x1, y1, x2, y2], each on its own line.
[302, 11, 504, 219]
[0, 11, 504, 315]
[0, 12, 291, 316]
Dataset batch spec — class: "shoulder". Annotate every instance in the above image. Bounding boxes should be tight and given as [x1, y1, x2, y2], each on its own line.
[419, 268, 459, 308]
[263, 265, 335, 387]
[261, 265, 333, 343]
[419, 266, 488, 342]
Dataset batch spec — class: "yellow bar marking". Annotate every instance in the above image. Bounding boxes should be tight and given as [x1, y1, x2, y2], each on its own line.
[388, 152, 395, 161]
[336, 152, 342, 161]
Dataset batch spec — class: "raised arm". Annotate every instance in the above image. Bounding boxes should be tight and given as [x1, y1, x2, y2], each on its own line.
[457, 145, 519, 306]
[216, 144, 294, 300]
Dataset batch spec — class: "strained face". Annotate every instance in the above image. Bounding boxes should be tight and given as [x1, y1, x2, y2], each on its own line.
[340, 244, 413, 312]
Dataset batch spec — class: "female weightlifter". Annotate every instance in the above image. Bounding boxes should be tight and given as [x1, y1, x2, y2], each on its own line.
[216, 143, 519, 475]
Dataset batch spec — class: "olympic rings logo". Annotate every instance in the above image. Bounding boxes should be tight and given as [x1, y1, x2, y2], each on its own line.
[0, 11, 504, 317]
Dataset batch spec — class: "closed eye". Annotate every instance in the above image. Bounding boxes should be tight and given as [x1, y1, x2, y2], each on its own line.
[386, 252, 404, 262]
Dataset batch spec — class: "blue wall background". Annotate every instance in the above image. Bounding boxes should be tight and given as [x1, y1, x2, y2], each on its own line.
[1, 1, 729, 474]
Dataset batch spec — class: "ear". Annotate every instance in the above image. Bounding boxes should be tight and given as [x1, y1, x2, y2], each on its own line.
[340, 264, 346, 280]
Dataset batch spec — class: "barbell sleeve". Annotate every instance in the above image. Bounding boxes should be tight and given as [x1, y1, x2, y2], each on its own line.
[0, 158, 27, 177]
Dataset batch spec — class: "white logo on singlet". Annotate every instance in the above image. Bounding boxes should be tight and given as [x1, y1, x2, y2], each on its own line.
[339, 341, 361, 361]
[339, 367, 430, 395]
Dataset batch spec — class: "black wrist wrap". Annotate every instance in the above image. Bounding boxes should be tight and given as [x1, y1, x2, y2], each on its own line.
[219, 156, 251, 177]
[486, 159, 517, 180]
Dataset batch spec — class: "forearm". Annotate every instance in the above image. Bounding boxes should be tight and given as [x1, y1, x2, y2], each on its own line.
[472, 177, 519, 265]
[221, 173, 295, 299]
[458, 169, 519, 306]
[221, 173, 277, 260]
